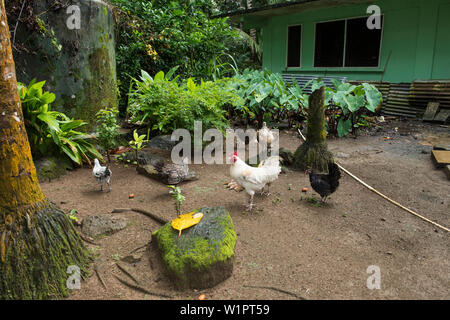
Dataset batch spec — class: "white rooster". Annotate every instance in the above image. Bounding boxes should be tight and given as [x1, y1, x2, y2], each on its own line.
[229, 152, 281, 211]
[93, 158, 112, 192]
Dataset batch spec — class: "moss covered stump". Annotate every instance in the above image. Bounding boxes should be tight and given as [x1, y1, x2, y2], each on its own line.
[152, 207, 236, 290]
[293, 86, 334, 172]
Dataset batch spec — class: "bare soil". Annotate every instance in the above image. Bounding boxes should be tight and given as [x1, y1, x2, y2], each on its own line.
[40, 119, 450, 300]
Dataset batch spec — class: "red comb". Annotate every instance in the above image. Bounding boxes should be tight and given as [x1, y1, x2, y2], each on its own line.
[233, 152, 238, 156]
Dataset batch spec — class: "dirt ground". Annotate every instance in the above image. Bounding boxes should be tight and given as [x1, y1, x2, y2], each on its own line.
[40, 119, 450, 300]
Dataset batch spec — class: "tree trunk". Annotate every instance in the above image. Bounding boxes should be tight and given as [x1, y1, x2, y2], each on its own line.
[293, 87, 334, 172]
[0, 0, 90, 299]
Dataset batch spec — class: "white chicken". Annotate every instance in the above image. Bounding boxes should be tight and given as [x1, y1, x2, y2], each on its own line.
[93, 158, 112, 192]
[258, 122, 275, 147]
[229, 152, 281, 211]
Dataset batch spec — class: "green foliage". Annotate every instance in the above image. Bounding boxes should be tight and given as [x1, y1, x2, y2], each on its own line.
[128, 128, 149, 166]
[168, 185, 185, 215]
[18, 80, 103, 165]
[315, 79, 382, 137]
[128, 69, 240, 134]
[109, 0, 240, 113]
[95, 107, 121, 162]
[232, 69, 307, 125]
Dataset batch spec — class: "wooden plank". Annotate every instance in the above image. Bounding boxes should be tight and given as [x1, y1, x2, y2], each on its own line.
[433, 109, 450, 122]
[422, 102, 440, 121]
[431, 150, 450, 168]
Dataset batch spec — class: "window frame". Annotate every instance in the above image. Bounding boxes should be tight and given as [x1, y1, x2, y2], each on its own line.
[285, 23, 303, 69]
[312, 14, 384, 69]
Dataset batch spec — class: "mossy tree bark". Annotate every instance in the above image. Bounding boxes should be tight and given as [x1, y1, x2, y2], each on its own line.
[0, 0, 90, 299]
[293, 86, 334, 172]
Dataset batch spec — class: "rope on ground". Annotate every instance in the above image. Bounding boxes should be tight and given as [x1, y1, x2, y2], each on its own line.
[297, 128, 449, 233]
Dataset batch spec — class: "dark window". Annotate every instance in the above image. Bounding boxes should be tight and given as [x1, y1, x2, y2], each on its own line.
[314, 20, 345, 67]
[344, 16, 383, 67]
[287, 25, 302, 67]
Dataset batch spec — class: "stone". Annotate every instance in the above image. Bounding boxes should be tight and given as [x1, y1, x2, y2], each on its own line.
[82, 214, 128, 239]
[152, 207, 236, 290]
[147, 135, 179, 151]
[35, 156, 73, 182]
[122, 151, 165, 166]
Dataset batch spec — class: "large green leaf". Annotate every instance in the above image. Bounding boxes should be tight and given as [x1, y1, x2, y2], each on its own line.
[362, 83, 382, 112]
[37, 112, 60, 132]
[337, 118, 352, 137]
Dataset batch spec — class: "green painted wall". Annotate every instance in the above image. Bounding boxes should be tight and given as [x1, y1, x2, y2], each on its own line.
[251, 0, 450, 83]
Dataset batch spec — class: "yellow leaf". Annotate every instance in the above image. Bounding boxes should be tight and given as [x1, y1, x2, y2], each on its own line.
[171, 211, 204, 238]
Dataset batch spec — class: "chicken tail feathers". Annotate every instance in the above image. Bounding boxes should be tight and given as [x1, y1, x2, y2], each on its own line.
[328, 162, 341, 193]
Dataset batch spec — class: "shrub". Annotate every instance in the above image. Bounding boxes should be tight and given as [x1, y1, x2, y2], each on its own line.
[309, 79, 382, 137]
[127, 69, 241, 134]
[18, 79, 103, 165]
[95, 107, 121, 162]
[232, 69, 307, 126]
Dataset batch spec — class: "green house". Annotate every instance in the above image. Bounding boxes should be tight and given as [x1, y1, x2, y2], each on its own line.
[224, 0, 450, 118]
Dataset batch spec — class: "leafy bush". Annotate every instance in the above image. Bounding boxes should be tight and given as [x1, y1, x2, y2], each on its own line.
[127, 69, 241, 134]
[308, 79, 382, 137]
[109, 0, 240, 113]
[18, 80, 103, 165]
[232, 69, 307, 126]
[96, 107, 121, 162]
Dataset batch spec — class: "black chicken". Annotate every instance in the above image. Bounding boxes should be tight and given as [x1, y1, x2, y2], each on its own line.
[306, 162, 341, 202]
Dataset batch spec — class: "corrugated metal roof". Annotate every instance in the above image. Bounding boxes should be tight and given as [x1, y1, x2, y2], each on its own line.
[282, 74, 347, 93]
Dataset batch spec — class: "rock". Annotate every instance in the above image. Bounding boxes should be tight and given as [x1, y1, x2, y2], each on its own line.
[152, 207, 236, 290]
[82, 214, 128, 239]
[136, 164, 199, 184]
[122, 151, 165, 166]
[147, 135, 179, 151]
[35, 156, 73, 182]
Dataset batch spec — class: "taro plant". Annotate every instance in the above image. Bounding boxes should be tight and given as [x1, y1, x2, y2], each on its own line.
[18, 79, 103, 165]
[128, 128, 149, 167]
[232, 69, 307, 127]
[96, 107, 121, 163]
[303, 79, 382, 137]
[168, 185, 185, 216]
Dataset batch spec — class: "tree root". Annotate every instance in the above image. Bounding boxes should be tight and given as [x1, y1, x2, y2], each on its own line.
[243, 285, 307, 300]
[116, 262, 140, 285]
[112, 208, 169, 225]
[114, 275, 173, 299]
[94, 264, 107, 290]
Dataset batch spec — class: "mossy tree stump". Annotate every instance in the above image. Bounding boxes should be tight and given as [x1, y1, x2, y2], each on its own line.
[152, 207, 236, 290]
[293, 86, 334, 172]
[0, 3, 90, 299]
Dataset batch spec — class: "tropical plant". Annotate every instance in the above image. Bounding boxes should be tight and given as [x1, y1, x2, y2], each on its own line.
[18, 79, 103, 165]
[307, 79, 382, 137]
[232, 69, 307, 126]
[96, 107, 121, 162]
[168, 185, 185, 216]
[128, 128, 149, 167]
[127, 68, 240, 134]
